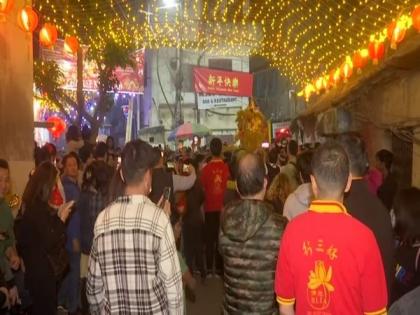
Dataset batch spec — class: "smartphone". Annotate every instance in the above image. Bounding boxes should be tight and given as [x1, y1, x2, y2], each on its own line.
[163, 187, 172, 201]
[167, 162, 175, 169]
[261, 142, 270, 148]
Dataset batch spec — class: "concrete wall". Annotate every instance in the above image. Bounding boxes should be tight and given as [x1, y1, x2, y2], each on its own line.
[0, 0, 34, 195]
[355, 71, 420, 187]
[149, 48, 249, 139]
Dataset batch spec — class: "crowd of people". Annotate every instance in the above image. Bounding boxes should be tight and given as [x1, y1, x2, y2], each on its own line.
[0, 125, 418, 315]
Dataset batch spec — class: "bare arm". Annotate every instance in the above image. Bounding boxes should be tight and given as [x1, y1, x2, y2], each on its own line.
[279, 304, 295, 315]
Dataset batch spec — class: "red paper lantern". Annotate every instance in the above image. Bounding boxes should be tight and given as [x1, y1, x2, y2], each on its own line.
[340, 57, 353, 83]
[40, 23, 58, 48]
[412, 5, 420, 32]
[387, 20, 406, 49]
[0, 0, 13, 15]
[17, 6, 38, 33]
[353, 49, 369, 73]
[368, 40, 385, 65]
[64, 36, 79, 55]
[47, 116, 66, 139]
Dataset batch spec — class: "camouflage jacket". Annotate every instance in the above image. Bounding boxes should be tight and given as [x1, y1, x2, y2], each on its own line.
[219, 199, 288, 315]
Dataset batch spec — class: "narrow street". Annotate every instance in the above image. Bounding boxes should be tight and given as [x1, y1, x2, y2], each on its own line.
[187, 278, 224, 315]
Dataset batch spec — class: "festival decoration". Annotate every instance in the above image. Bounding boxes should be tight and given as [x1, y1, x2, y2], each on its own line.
[0, 0, 13, 16]
[340, 56, 353, 83]
[39, 23, 58, 48]
[236, 99, 268, 152]
[353, 49, 369, 73]
[47, 116, 66, 138]
[17, 6, 38, 33]
[412, 5, 420, 32]
[34, 0, 420, 87]
[368, 39, 385, 65]
[64, 36, 79, 55]
[387, 19, 407, 49]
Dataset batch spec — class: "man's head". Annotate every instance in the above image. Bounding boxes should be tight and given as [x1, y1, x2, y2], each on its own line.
[210, 138, 223, 157]
[62, 152, 80, 180]
[236, 153, 267, 199]
[287, 140, 298, 158]
[120, 140, 160, 193]
[95, 142, 108, 160]
[297, 150, 313, 183]
[0, 159, 10, 198]
[375, 149, 393, 173]
[338, 134, 368, 177]
[311, 141, 351, 200]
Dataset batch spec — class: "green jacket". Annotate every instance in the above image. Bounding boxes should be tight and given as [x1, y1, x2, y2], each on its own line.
[219, 199, 287, 315]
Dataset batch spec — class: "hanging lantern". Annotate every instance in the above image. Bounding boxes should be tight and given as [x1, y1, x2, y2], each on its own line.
[322, 75, 329, 90]
[412, 5, 420, 32]
[304, 83, 315, 101]
[315, 77, 323, 93]
[17, 6, 38, 33]
[47, 116, 66, 139]
[39, 23, 58, 48]
[387, 20, 406, 50]
[340, 56, 353, 83]
[368, 40, 385, 65]
[0, 0, 13, 16]
[353, 49, 369, 73]
[64, 36, 79, 55]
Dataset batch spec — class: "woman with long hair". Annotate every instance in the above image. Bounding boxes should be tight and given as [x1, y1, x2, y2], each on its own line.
[16, 162, 72, 315]
[265, 173, 293, 215]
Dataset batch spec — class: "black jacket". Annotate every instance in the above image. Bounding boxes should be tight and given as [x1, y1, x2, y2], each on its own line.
[344, 179, 395, 297]
[219, 199, 287, 314]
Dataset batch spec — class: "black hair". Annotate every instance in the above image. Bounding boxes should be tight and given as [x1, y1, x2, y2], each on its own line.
[210, 138, 222, 157]
[312, 141, 349, 197]
[376, 149, 393, 171]
[268, 148, 279, 164]
[106, 136, 115, 149]
[95, 142, 108, 159]
[35, 143, 57, 166]
[66, 125, 81, 142]
[393, 187, 420, 244]
[236, 153, 266, 197]
[22, 161, 58, 206]
[108, 140, 159, 202]
[62, 152, 80, 169]
[0, 159, 9, 171]
[81, 125, 91, 141]
[82, 161, 112, 196]
[297, 150, 313, 183]
[338, 134, 368, 177]
[288, 140, 298, 156]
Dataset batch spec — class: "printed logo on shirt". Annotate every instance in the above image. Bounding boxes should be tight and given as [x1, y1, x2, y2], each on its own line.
[303, 239, 338, 313]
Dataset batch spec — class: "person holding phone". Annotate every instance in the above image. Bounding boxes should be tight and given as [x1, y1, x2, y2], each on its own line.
[16, 162, 72, 315]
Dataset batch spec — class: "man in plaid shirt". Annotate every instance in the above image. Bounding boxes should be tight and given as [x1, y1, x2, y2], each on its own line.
[87, 140, 183, 314]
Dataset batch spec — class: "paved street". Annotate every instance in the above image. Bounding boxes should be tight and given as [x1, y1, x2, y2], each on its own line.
[187, 277, 224, 315]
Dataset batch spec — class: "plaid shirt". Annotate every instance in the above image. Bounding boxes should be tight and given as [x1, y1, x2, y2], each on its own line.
[87, 195, 184, 315]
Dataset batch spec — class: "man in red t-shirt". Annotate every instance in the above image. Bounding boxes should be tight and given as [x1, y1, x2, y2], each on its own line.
[200, 138, 230, 276]
[275, 142, 388, 315]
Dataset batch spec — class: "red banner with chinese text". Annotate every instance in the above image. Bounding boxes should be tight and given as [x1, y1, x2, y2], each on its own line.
[193, 67, 253, 97]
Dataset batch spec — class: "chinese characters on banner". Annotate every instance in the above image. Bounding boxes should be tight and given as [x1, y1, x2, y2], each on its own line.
[40, 40, 145, 93]
[193, 67, 253, 97]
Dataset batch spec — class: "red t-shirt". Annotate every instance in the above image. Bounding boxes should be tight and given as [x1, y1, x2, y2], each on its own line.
[200, 159, 230, 212]
[275, 200, 388, 315]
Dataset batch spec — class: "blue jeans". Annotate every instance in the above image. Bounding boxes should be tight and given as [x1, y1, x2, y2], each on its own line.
[58, 252, 81, 312]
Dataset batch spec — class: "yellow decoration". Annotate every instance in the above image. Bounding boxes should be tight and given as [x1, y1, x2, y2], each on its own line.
[35, 0, 420, 88]
[236, 99, 268, 152]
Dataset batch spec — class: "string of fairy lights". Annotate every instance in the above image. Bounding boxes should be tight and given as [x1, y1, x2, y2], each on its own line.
[31, 0, 420, 90]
